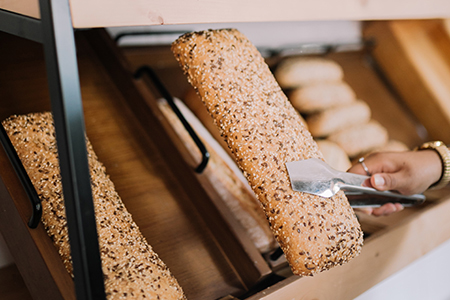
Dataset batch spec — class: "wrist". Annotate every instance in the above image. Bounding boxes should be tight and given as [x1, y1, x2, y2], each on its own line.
[416, 141, 450, 190]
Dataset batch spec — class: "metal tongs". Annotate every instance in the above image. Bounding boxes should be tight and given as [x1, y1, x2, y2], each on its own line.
[285, 158, 426, 208]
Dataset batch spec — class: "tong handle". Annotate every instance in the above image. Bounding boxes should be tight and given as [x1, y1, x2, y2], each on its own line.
[341, 184, 426, 207]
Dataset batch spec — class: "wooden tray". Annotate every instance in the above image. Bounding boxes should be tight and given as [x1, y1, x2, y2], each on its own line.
[0, 30, 269, 300]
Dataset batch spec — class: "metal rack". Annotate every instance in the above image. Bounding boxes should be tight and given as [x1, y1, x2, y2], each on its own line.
[0, 1, 106, 299]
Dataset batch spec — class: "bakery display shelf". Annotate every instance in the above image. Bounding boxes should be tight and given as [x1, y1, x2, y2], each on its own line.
[1, 0, 450, 297]
[2, 0, 450, 29]
[117, 36, 450, 299]
[0, 30, 271, 300]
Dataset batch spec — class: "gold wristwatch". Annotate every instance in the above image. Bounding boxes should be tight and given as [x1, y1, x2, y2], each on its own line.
[416, 141, 450, 190]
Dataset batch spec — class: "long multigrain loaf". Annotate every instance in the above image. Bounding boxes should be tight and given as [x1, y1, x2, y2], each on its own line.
[2, 112, 186, 300]
[172, 29, 363, 276]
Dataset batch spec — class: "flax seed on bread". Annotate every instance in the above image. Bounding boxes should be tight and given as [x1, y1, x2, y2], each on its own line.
[2, 112, 186, 300]
[172, 29, 363, 276]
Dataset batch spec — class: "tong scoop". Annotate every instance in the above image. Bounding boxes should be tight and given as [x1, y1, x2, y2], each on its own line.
[285, 158, 425, 208]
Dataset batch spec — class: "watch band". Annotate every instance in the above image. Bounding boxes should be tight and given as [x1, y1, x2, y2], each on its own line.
[416, 141, 450, 190]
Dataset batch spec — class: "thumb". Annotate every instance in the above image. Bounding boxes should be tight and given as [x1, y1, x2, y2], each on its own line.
[370, 173, 399, 192]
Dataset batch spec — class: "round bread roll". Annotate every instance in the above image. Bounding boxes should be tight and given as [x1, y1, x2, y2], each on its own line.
[289, 82, 356, 114]
[365, 139, 410, 156]
[172, 28, 363, 277]
[316, 140, 352, 172]
[275, 57, 344, 89]
[307, 100, 372, 138]
[328, 120, 389, 158]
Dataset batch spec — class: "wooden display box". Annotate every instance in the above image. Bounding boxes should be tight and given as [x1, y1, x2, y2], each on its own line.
[1, 23, 450, 300]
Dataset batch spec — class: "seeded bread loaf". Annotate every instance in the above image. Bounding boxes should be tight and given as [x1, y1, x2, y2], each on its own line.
[172, 29, 363, 276]
[2, 112, 186, 300]
[157, 98, 277, 253]
[289, 81, 356, 114]
[275, 57, 344, 89]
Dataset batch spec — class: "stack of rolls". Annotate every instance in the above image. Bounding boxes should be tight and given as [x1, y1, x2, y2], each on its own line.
[172, 28, 363, 277]
[2, 112, 186, 300]
[275, 56, 408, 170]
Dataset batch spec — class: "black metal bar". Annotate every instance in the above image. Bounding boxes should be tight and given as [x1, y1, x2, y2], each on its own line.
[38, 0, 106, 299]
[114, 30, 187, 44]
[0, 9, 42, 43]
[134, 65, 210, 173]
[0, 126, 42, 228]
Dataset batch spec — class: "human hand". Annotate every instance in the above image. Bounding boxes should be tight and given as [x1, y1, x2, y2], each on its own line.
[347, 150, 442, 216]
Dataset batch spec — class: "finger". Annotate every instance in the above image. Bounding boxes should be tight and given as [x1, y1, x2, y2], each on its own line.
[370, 173, 402, 192]
[354, 207, 374, 215]
[393, 203, 404, 212]
[347, 163, 368, 175]
[371, 203, 398, 217]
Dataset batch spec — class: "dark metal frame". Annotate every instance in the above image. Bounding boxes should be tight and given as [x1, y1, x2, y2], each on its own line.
[0, 1, 106, 299]
[134, 65, 210, 173]
[0, 126, 42, 228]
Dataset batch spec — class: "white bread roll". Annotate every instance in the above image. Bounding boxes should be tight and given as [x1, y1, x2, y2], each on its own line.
[307, 100, 372, 138]
[289, 81, 356, 114]
[359, 139, 410, 160]
[157, 98, 277, 253]
[328, 120, 389, 158]
[316, 140, 352, 172]
[172, 29, 363, 276]
[275, 57, 344, 89]
[2, 112, 186, 300]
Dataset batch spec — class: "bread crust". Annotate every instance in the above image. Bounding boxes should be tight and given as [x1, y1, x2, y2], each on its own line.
[307, 100, 372, 137]
[2, 112, 186, 300]
[328, 120, 389, 158]
[290, 81, 356, 114]
[275, 57, 344, 89]
[172, 29, 363, 276]
[316, 140, 352, 172]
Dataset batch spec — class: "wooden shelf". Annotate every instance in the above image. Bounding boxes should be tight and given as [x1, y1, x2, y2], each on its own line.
[0, 30, 269, 300]
[1, 0, 450, 28]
